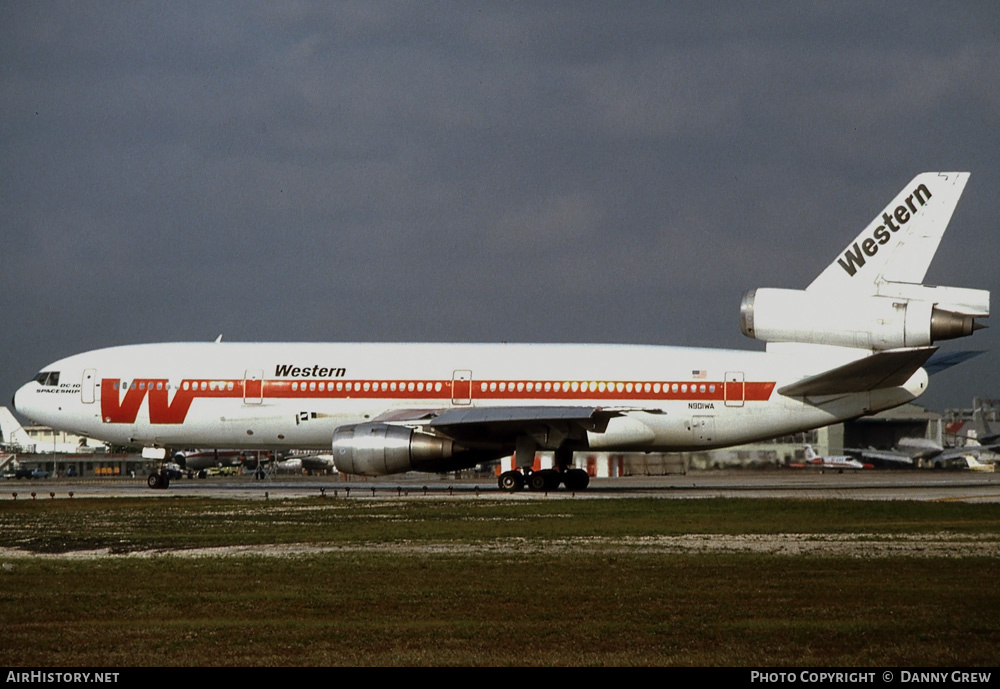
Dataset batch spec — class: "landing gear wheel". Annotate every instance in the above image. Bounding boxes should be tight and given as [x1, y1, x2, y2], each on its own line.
[543, 469, 562, 491]
[147, 472, 170, 490]
[563, 468, 590, 491]
[528, 471, 560, 491]
[498, 470, 524, 492]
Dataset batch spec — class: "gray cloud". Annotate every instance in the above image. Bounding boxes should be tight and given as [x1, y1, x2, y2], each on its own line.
[2, 2, 997, 413]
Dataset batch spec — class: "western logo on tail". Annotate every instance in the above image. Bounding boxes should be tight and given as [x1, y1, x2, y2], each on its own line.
[809, 172, 969, 292]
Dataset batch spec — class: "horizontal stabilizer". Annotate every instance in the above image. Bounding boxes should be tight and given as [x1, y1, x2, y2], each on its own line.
[923, 350, 984, 375]
[778, 347, 936, 396]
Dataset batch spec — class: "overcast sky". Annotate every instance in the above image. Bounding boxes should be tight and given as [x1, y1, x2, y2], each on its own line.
[2, 2, 998, 417]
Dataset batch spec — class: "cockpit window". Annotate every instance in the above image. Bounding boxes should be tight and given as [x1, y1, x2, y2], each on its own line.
[33, 371, 60, 386]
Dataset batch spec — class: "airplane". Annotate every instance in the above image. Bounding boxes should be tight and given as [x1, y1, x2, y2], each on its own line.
[11, 172, 990, 491]
[970, 403, 1000, 445]
[273, 453, 337, 475]
[961, 453, 996, 472]
[847, 434, 1000, 468]
[801, 444, 870, 470]
[172, 448, 246, 476]
[0, 405, 35, 452]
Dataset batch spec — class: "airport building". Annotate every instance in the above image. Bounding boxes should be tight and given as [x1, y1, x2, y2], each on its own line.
[3, 401, 993, 480]
[0, 421, 145, 478]
[13, 424, 105, 455]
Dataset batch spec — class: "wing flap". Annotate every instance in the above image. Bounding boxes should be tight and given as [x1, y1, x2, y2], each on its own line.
[428, 406, 618, 447]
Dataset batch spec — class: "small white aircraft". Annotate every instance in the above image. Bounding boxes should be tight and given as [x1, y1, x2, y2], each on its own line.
[961, 454, 996, 472]
[12, 173, 990, 490]
[801, 444, 869, 470]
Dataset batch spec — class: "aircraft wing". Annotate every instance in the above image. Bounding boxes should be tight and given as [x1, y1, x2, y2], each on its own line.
[846, 444, 999, 468]
[427, 406, 618, 447]
[778, 347, 936, 396]
[845, 448, 915, 466]
[934, 445, 1000, 464]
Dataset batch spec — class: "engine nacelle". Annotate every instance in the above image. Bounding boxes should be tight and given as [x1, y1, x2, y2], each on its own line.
[331, 423, 496, 476]
[740, 287, 986, 350]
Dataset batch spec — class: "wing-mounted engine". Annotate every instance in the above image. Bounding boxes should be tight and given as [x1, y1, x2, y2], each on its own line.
[331, 422, 503, 476]
[740, 284, 988, 350]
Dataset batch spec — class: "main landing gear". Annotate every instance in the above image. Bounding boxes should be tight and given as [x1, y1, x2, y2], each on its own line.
[147, 471, 170, 489]
[498, 440, 590, 492]
[497, 467, 590, 492]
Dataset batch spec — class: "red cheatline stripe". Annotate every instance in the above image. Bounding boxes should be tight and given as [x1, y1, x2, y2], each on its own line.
[101, 376, 776, 424]
[165, 378, 774, 402]
[106, 377, 776, 402]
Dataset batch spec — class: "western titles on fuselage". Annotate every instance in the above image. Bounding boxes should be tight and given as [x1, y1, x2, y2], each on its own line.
[274, 364, 347, 378]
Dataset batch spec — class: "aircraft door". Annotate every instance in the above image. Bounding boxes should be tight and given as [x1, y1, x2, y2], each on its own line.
[451, 370, 472, 405]
[243, 369, 263, 405]
[724, 371, 745, 408]
[82, 369, 96, 404]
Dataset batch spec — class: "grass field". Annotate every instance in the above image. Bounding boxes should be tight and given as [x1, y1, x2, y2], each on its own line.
[1, 497, 998, 666]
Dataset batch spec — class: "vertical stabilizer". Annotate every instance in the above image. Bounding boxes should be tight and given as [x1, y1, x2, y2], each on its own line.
[0, 406, 34, 451]
[972, 402, 1000, 444]
[808, 172, 969, 295]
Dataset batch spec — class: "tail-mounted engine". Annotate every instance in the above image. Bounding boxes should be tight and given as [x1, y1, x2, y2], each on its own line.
[331, 422, 498, 476]
[740, 284, 988, 350]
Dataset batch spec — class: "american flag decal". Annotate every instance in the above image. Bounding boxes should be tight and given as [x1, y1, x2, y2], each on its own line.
[692, 370, 707, 379]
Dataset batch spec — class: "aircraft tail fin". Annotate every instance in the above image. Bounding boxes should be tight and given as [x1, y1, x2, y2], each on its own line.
[808, 172, 970, 294]
[0, 406, 35, 451]
[972, 401, 1000, 444]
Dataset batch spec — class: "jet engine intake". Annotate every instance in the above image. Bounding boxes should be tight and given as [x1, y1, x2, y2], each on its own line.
[331, 422, 493, 476]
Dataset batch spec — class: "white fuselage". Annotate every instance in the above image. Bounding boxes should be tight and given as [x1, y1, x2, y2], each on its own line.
[12, 341, 926, 455]
[11, 173, 986, 482]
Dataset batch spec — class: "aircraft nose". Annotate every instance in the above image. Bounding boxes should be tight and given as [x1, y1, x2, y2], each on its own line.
[12, 383, 31, 416]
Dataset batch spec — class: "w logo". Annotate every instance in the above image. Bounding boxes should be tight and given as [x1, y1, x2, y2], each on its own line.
[101, 379, 200, 424]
